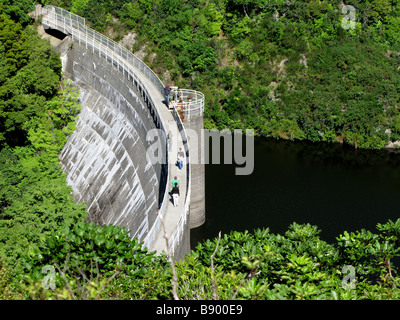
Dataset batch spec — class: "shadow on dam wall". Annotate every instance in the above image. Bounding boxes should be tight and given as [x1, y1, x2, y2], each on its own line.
[57, 36, 167, 243]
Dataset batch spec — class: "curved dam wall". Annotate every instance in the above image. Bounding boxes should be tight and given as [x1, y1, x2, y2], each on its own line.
[35, 5, 206, 260]
[58, 38, 167, 243]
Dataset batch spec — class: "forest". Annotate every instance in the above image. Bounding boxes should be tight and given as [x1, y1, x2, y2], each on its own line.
[44, 0, 400, 149]
[2, 0, 400, 300]
[0, 0, 86, 283]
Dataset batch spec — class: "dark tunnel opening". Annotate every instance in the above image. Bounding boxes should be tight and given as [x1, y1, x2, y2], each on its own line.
[43, 26, 67, 40]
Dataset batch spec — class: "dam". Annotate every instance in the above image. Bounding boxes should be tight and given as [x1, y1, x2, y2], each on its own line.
[34, 5, 205, 260]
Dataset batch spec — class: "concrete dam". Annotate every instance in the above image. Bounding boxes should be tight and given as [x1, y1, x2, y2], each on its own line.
[35, 5, 205, 260]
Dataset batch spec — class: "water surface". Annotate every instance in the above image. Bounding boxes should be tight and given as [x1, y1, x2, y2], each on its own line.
[191, 138, 400, 248]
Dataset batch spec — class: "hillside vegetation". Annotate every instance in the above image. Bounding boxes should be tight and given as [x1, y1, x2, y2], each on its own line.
[47, 0, 400, 149]
[0, 1, 87, 275]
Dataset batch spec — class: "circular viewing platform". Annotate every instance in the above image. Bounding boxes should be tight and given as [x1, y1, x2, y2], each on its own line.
[167, 88, 204, 121]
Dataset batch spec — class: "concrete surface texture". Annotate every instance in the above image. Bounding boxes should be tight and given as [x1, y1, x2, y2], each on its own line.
[185, 114, 206, 229]
[59, 40, 163, 243]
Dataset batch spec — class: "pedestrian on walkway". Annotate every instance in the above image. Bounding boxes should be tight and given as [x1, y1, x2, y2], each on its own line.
[165, 85, 172, 107]
[177, 147, 184, 170]
[171, 176, 179, 189]
[167, 130, 172, 152]
[171, 182, 180, 207]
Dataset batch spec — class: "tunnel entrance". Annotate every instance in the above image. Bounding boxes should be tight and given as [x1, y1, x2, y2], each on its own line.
[43, 27, 67, 40]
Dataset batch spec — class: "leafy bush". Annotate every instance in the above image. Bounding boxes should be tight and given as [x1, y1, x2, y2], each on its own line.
[23, 222, 157, 279]
[0, 258, 21, 299]
[21, 222, 164, 299]
[189, 221, 400, 299]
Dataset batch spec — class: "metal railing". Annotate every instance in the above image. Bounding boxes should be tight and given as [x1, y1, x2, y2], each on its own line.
[37, 5, 197, 255]
[168, 107, 191, 256]
[39, 6, 164, 98]
[169, 89, 205, 120]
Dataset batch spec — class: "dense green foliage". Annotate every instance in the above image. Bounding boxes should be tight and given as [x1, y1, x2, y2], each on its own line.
[19, 221, 165, 299]
[0, 4, 62, 146]
[45, 0, 400, 149]
[24, 221, 157, 279]
[0, 3, 86, 276]
[190, 221, 400, 299]
[0, 0, 35, 26]
[15, 220, 400, 300]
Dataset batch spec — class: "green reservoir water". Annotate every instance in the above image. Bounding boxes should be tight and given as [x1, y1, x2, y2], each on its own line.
[190, 137, 400, 248]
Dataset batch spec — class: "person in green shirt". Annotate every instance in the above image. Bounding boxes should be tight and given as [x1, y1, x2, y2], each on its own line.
[171, 182, 180, 207]
[171, 176, 179, 189]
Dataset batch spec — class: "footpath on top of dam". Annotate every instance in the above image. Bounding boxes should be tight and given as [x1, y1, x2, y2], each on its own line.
[124, 58, 189, 257]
